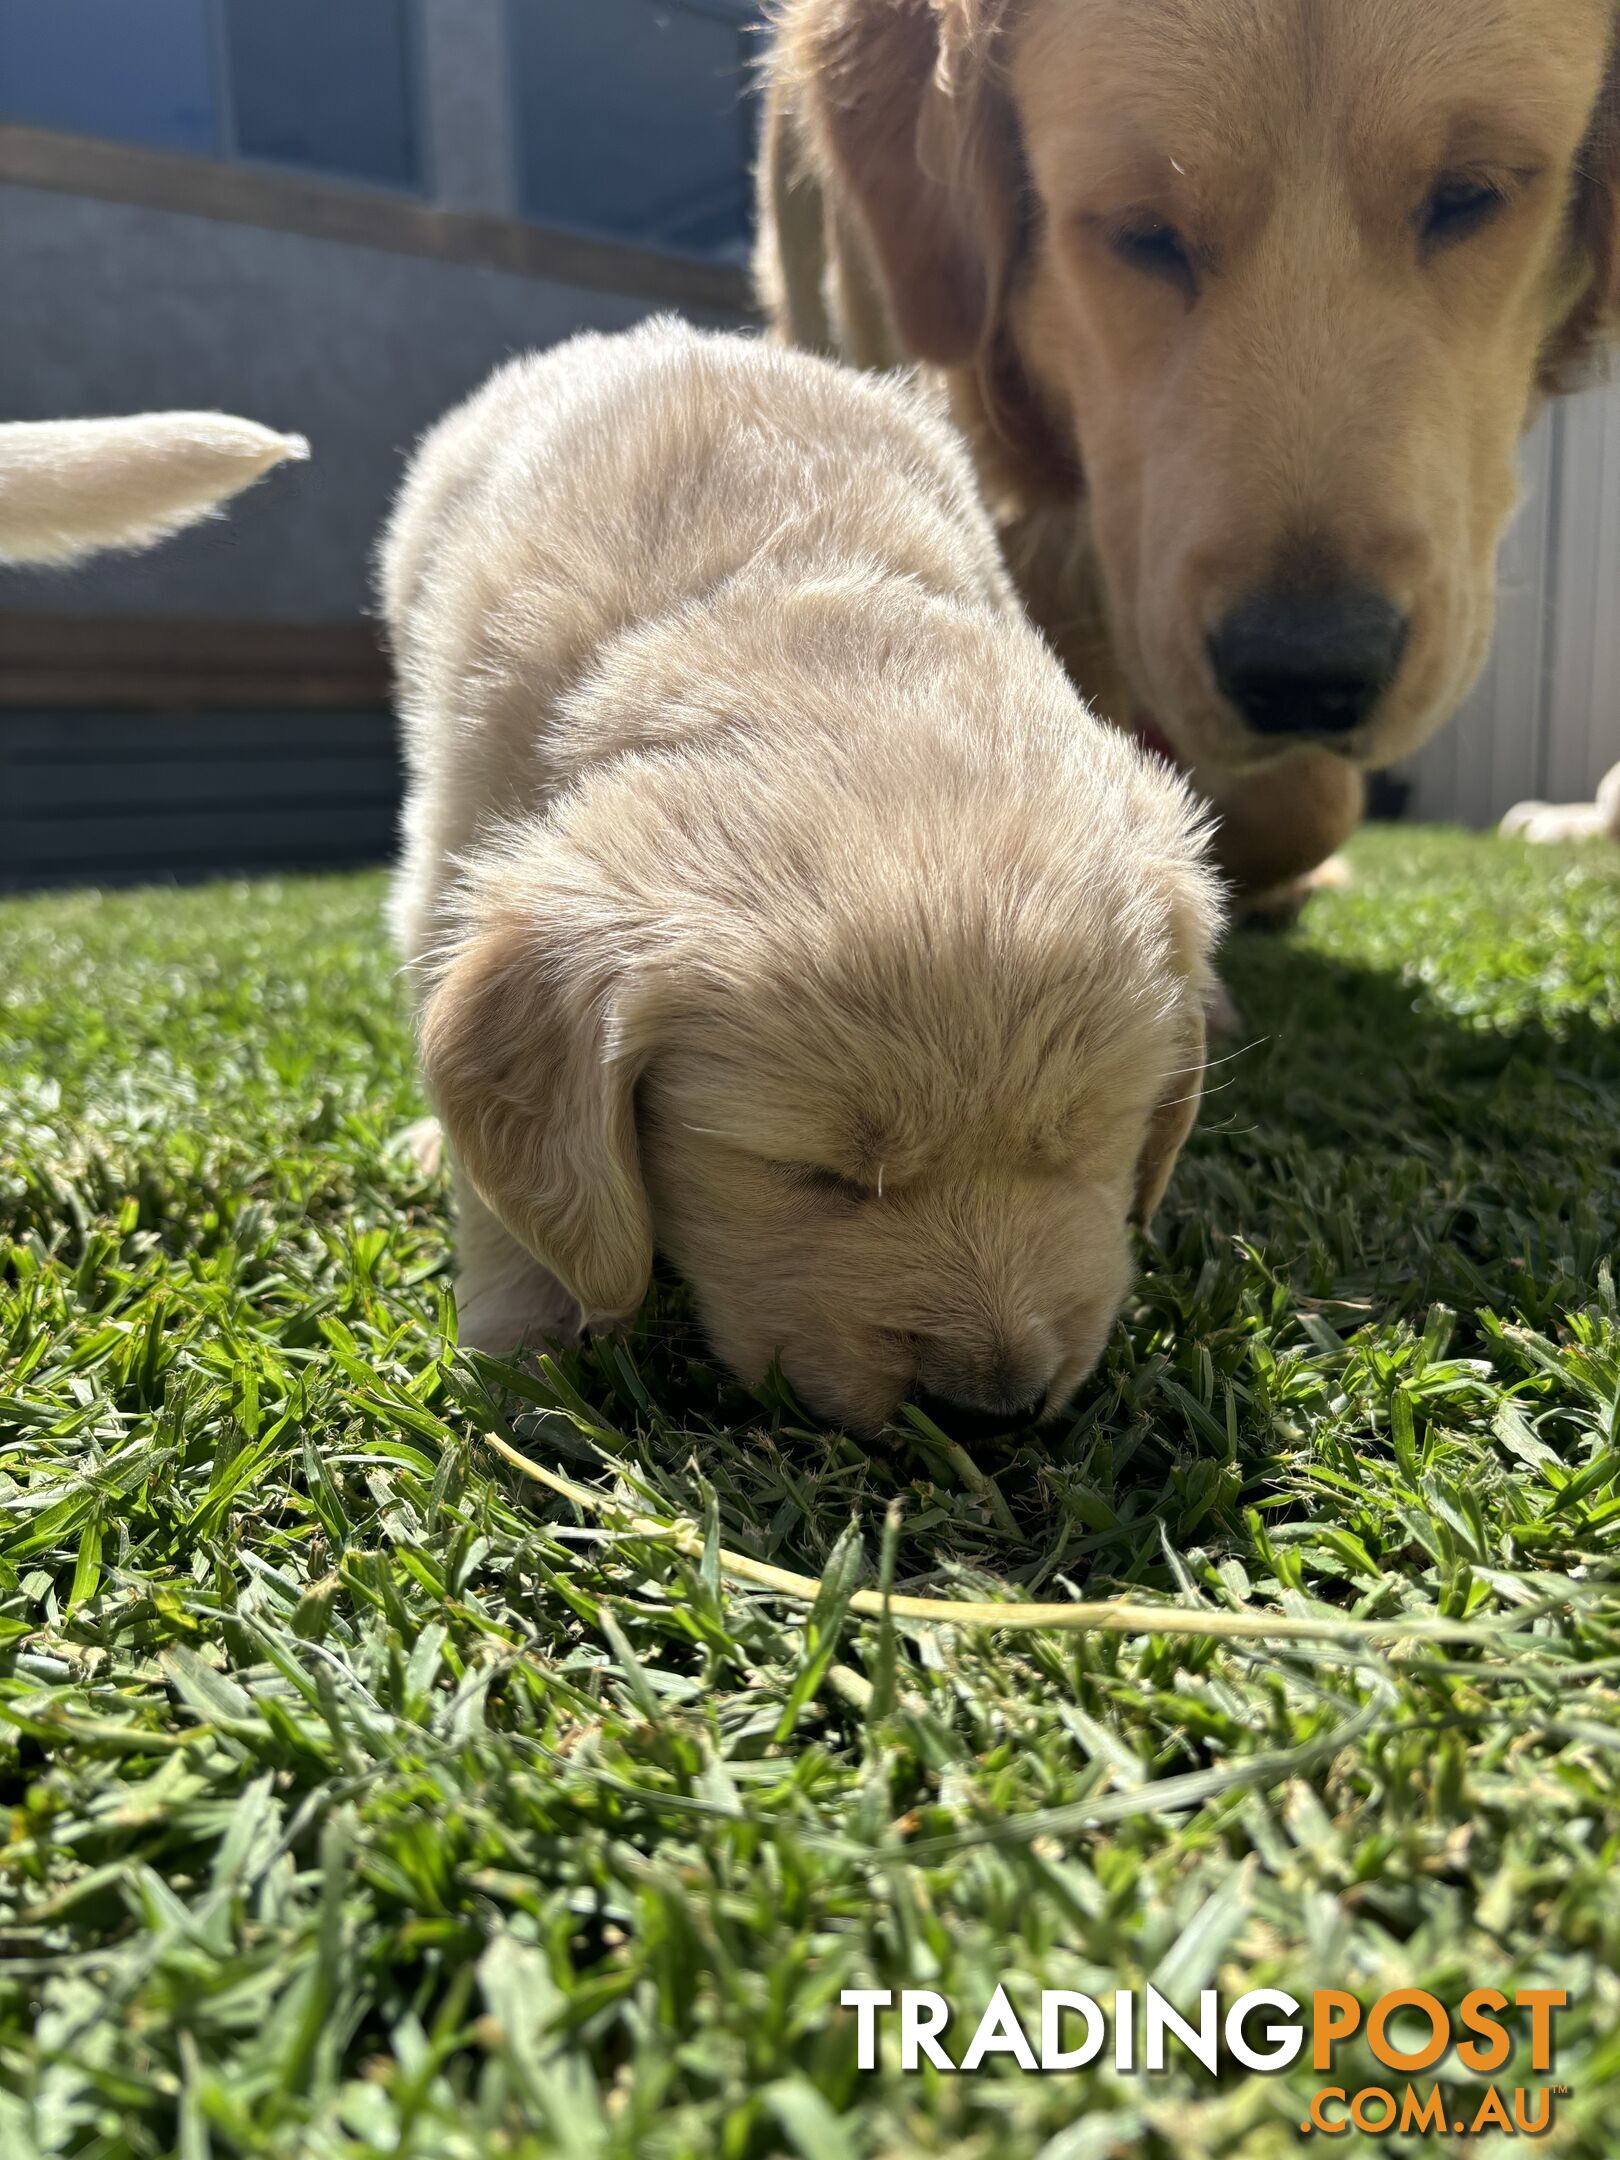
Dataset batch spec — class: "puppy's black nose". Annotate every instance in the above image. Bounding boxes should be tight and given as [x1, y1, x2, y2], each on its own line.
[1208, 588, 1407, 739]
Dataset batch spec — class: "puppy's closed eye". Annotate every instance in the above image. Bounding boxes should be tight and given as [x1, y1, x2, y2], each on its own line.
[1104, 214, 1201, 299]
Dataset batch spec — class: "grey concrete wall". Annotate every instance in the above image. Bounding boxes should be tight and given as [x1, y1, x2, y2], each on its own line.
[0, 184, 685, 620]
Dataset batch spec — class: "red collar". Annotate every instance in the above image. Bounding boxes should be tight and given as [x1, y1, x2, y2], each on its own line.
[1132, 713, 1185, 770]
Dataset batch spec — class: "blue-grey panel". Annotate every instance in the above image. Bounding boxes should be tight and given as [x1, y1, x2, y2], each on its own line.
[221, 0, 418, 188]
[0, 706, 402, 891]
[510, 0, 757, 260]
[0, 0, 217, 154]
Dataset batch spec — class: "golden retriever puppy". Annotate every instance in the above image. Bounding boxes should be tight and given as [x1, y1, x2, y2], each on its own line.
[381, 320, 1220, 1434]
[0, 412, 306, 564]
[760, 0, 1620, 898]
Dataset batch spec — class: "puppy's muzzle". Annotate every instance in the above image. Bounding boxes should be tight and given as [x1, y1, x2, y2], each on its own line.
[914, 1343, 1051, 1434]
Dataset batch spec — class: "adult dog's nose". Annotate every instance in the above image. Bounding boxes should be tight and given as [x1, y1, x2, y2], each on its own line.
[1208, 588, 1407, 739]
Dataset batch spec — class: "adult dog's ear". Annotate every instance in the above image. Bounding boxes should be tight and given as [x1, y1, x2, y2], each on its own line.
[1131, 995, 1207, 1227]
[1543, 23, 1620, 390]
[419, 894, 655, 1320]
[787, 0, 1023, 365]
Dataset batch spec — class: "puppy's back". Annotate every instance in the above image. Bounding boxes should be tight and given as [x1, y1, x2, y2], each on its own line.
[381, 318, 1019, 967]
[381, 318, 1012, 737]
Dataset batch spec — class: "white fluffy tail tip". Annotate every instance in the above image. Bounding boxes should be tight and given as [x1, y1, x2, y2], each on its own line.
[0, 412, 310, 567]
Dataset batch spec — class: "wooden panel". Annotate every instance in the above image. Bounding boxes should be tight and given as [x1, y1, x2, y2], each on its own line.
[0, 701, 401, 891]
[10, 801, 399, 865]
[8, 838, 395, 892]
[7, 755, 397, 810]
[0, 705, 397, 757]
[0, 613, 392, 709]
[0, 121, 753, 315]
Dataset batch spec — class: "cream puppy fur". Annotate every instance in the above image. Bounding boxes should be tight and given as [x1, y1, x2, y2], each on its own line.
[381, 320, 1220, 1433]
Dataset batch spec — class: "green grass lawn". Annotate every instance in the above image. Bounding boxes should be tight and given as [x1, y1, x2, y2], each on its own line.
[2, 827, 1619, 2159]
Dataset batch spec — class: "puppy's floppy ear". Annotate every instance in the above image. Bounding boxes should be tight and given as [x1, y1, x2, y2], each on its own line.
[789, 0, 1023, 365]
[1130, 845, 1224, 1226]
[1544, 24, 1620, 389]
[1131, 995, 1206, 1227]
[419, 886, 655, 1320]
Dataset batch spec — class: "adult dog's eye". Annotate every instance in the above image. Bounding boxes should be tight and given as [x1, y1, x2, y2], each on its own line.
[1420, 176, 1506, 250]
[781, 1163, 873, 1203]
[1108, 217, 1198, 296]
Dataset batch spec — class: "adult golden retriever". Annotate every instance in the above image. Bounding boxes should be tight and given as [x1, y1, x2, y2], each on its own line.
[759, 0, 1620, 897]
[381, 320, 1219, 1432]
